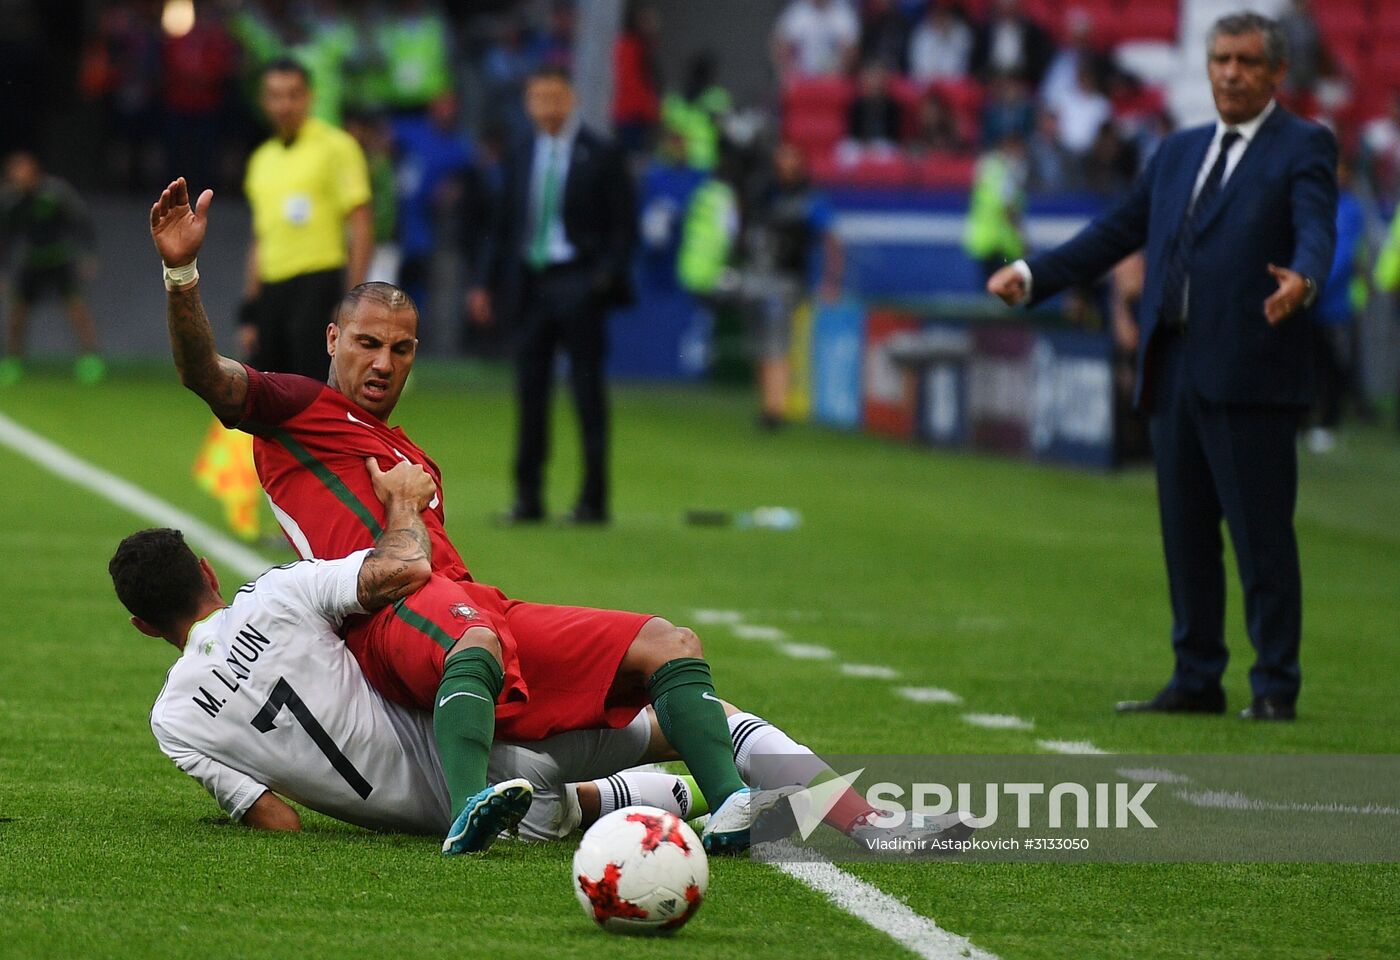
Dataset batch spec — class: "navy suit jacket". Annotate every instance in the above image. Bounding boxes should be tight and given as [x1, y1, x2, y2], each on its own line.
[484, 124, 637, 320]
[1026, 105, 1337, 408]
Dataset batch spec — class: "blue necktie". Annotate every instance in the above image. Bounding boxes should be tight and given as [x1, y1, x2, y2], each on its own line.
[1159, 130, 1241, 327]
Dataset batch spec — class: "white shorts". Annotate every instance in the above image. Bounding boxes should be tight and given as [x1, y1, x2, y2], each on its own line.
[488, 708, 652, 841]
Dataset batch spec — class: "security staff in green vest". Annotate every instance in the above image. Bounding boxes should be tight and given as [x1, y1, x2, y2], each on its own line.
[678, 175, 739, 295]
[380, 0, 453, 114]
[228, 4, 351, 126]
[662, 53, 732, 173]
[963, 132, 1028, 281]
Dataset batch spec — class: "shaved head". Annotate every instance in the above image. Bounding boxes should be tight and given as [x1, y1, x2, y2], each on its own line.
[336, 282, 418, 328]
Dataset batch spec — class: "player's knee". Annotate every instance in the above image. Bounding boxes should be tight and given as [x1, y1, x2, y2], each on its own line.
[449, 625, 502, 666]
[641, 623, 703, 666]
[620, 619, 704, 682]
[670, 626, 703, 659]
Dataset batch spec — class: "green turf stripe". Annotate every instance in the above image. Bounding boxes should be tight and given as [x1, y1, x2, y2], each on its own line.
[267, 428, 383, 538]
[392, 599, 459, 651]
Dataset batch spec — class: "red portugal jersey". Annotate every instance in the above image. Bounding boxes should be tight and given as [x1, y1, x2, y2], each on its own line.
[227, 367, 471, 581]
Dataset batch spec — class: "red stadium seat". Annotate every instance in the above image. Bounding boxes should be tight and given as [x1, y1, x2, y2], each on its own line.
[1314, 3, 1367, 47]
[1020, 0, 1058, 34]
[1368, 50, 1400, 89]
[782, 112, 847, 159]
[1118, 5, 1178, 43]
[915, 152, 977, 190]
[849, 155, 918, 188]
[782, 76, 856, 163]
[808, 150, 841, 185]
[809, 152, 918, 188]
[1376, 3, 1400, 33]
[781, 76, 855, 113]
[1111, 84, 1166, 120]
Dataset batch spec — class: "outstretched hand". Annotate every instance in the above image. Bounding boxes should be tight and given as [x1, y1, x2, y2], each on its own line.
[986, 265, 1028, 306]
[150, 177, 213, 268]
[1263, 263, 1307, 327]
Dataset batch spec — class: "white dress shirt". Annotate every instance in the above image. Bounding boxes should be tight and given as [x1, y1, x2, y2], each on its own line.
[527, 117, 579, 266]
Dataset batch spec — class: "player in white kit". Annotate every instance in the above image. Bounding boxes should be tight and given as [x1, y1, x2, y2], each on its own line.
[110, 460, 663, 851]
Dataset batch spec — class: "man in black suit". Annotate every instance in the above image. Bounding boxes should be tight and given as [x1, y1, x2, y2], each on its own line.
[470, 67, 637, 525]
[988, 13, 1337, 721]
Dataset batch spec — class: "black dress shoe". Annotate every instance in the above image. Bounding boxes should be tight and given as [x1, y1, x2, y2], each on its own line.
[1115, 685, 1226, 715]
[1238, 697, 1296, 721]
[495, 502, 544, 526]
[565, 504, 609, 526]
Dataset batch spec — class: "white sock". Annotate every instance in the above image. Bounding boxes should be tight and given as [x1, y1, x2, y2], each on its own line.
[728, 711, 878, 834]
[727, 712, 831, 789]
[589, 771, 698, 820]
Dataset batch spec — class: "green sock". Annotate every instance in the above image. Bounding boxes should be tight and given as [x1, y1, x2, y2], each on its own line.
[433, 647, 504, 817]
[646, 658, 745, 811]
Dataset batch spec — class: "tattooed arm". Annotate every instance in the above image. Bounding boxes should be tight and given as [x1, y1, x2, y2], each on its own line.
[150, 177, 249, 422]
[357, 458, 435, 611]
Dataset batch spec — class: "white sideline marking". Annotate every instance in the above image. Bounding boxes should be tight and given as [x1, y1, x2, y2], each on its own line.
[4, 413, 996, 959]
[732, 624, 788, 641]
[775, 859, 1000, 960]
[778, 642, 835, 660]
[896, 687, 964, 705]
[841, 663, 901, 680]
[0, 411, 268, 579]
[962, 713, 1035, 731]
[1117, 767, 1192, 785]
[692, 608, 744, 625]
[1175, 790, 1400, 816]
[1038, 739, 1108, 755]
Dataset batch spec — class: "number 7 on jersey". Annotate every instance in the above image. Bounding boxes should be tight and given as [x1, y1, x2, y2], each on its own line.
[251, 677, 374, 799]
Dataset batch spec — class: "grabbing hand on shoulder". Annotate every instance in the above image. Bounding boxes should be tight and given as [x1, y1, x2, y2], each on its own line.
[366, 457, 436, 512]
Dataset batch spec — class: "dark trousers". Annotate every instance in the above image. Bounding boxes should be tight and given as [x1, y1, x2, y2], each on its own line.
[1148, 329, 1304, 703]
[514, 264, 609, 513]
[254, 268, 343, 379]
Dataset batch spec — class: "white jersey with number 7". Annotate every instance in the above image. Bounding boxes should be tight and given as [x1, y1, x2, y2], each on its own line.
[149, 550, 453, 833]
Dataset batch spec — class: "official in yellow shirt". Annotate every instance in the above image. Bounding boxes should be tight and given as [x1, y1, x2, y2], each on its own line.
[242, 58, 373, 378]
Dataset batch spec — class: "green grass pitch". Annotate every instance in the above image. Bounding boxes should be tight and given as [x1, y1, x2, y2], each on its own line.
[1, 363, 1398, 959]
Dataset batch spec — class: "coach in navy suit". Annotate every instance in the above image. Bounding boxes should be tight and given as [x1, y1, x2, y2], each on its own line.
[470, 67, 637, 526]
[989, 12, 1337, 721]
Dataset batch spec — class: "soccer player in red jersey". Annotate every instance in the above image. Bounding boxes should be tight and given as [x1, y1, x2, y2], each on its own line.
[149, 178, 769, 854]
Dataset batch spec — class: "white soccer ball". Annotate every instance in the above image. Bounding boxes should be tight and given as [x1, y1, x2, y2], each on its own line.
[572, 805, 709, 935]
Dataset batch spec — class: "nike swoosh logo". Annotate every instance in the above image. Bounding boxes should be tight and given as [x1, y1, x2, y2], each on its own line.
[702, 691, 722, 704]
[438, 691, 492, 708]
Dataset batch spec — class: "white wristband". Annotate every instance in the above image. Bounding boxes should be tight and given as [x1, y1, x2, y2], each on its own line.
[163, 259, 199, 291]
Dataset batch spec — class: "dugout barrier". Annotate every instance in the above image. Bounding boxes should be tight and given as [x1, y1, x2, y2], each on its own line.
[801, 297, 1131, 471]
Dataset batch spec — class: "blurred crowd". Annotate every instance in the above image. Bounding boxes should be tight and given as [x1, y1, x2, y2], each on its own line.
[757, 0, 1400, 445]
[771, 0, 1174, 196]
[0, 0, 1396, 442]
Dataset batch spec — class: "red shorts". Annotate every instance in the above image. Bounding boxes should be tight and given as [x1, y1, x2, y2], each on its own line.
[343, 574, 654, 742]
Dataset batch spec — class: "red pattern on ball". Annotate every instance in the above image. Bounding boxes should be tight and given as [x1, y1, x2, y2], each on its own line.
[577, 863, 648, 924]
[625, 811, 692, 855]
